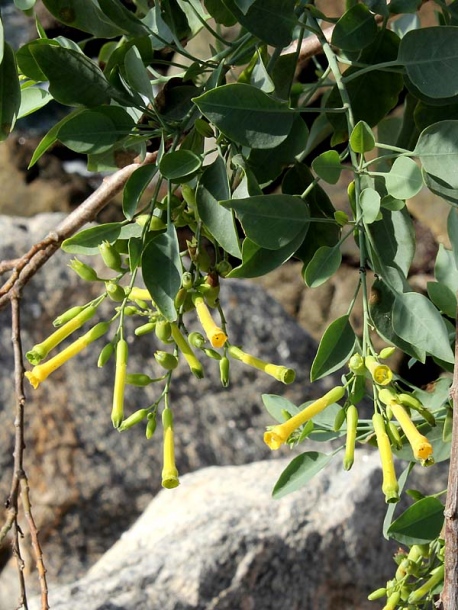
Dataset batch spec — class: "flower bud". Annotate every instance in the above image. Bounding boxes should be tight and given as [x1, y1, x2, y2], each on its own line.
[161, 408, 179, 489]
[52, 305, 85, 327]
[379, 346, 396, 359]
[106, 281, 126, 302]
[365, 356, 393, 385]
[155, 319, 172, 344]
[219, 356, 230, 387]
[118, 408, 149, 431]
[181, 271, 193, 290]
[68, 258, 99, 281]
[333, 408, 346, 432]
[97, 342, 114, 368]
[343, 405, 358, 471]
[111, 339, 128, 429]
[99, 240, 123, 272]
[188, 331, 206, 349]
[135, 322, 156, 336]
[126, 373, 155, 386]
[154, 350, 179, 370]
[146, 412, 157, 439]
[216, 260, 232, 277]
[348, 353, 365, 375]
[149, 216, 167, 232]
[372, 413, 399, 503]
[367, 588, 387, 601]
[202, 347, 222, 360]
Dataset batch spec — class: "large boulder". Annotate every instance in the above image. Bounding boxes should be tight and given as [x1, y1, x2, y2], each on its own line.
[29, 453, 395, 610]
[0, 214, 332, 603]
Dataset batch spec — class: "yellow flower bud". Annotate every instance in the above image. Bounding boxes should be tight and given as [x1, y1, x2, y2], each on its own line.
[170, 322, 204, 379]
[111, 339, 128, 429]
[118, 409, 149, 431]
[365, 356, 393, 385]
[227, 345, 296, 385]
[343, 405, 358, 471]
[25, 321, 109, 388]
[372, 413, 399, 503]
[264, 386, 345, 450]
[161, 408, 179, 489]
[408, 564, 444, 604]
[192, 293, 227, 348]
[129, 287, 153, 301]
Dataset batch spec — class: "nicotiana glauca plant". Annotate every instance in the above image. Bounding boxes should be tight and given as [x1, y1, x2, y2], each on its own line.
[2, 0, 458, 608]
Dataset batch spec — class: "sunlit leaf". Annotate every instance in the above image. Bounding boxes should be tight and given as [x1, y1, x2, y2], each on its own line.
[272, 452, 333, 499]
[387, 497, 444, 545]
[310, 315, 356, 381]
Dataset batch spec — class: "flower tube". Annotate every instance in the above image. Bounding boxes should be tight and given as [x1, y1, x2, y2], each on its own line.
[170, 322, 204, 379]
[161, 408, 179, 489]
[25, 321, 109, 389]
[227, 345, 295, 385]
[264, 386, 345, 450]
[111, 339, 128, 429]
[192, 293, 227, 348]
[372, 413, 399, 503]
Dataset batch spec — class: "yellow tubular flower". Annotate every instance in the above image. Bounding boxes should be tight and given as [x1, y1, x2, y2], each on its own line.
[111, 339, 128, 429]
[25, 322, 109, 389]
[26, 304, 97, 365]
[129, 287, 153, 301]
[192, 293, 227, 348]
[372, 413, 399, 503]
[390, 402, 433, 462]
[170, 322, 204, 379]
[227, 345, 296, 385]
[264, 386, 345, 450]
[365, 356, 393, 386]
[162, 408, 179, 489]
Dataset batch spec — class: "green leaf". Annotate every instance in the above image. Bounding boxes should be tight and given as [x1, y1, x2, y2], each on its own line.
[415, 121, 458, 190]
[141, 225, 182, 322]
[221, 0, 297, 48]
[30, 44, 112, 107]
[228, 230, 306, 278]
[448, 207, 458, 268]
[262, 394, 300, 423]
[435, 244, 458, 292]
[427, 281, 457, 318]
[399, 27, 458, 99]
[196, 157, 241, 258]
[360, 187, 381, 224]
[41, 0, 125, 37]
[423, 170, 458, 205]
[159, 150, 202, 182]
[247, 116, 308, 183]
[311, 150, 342, 185]
[369, 279, 426, 361]
[221, 194, 309, 250]
[381, 195, 405, 211]
[98, 0, 149, 36]
[193, 83, 295, 149]
[204, 0, 237, 25]
[310, 315, 356, 381]
[350, 120, 376, 153]
[384, 156, 423, 199]
[304, 245, 342, 288]
[62, 222, 124, 255]
[123, 164, 158, 221]
[0, 43, 20, 140]
[18, 86, 53, 119]
[57, 106, 134, 155]
[387, 497, 444, 545]
[327, 30, 403, 137]
[14, 0, 37, 9]
[414, 100, 458, 132]
[331, 4, 378, 51]
[124, 46, 153, 101]
[367, 207, 415, 277]
[393, 291, 455, 363]
[272, 452, 333, 499]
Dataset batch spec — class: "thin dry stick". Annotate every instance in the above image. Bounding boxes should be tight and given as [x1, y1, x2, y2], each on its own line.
[0, 151, 157, 311]
[441, 313, 458, 609]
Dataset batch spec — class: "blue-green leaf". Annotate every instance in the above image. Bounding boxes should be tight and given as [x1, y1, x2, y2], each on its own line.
[310, 315, 356, 381]
[123, 164, 158, 221]
[272, 452, 333, 499]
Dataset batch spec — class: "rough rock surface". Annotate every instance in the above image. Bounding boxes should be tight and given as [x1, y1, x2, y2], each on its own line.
[0, 214, 332, 604]
[30, 454, 394, 610]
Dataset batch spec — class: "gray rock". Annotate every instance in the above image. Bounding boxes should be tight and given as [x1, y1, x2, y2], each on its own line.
[0, 214, 332, 602]
[29, 453, 395, 610]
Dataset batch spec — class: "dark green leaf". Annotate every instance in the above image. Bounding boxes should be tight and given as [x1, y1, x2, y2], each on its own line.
[98, 0, 149, 36]
[247, 116, 308, 183]
[384, 156, 423, 199]
[332, 4, 378, 51]
[221, 0, 297, 48]
[204, 0, 237, 25]
[41, 0, 125, 37]
[389, 0, 421, 13]
[415, 121, 458, 190]
[427, 281, 457, 318]
[383, 463, 415, 539]
[399, 27, 458, 99]
[29, 111, 83, 167]
[0, 43, 20, 140]
[304, 245, 342, 288]
[228, 230, 306, 278]
[387, 497, 444, 545]
[393, 291, 455, 363]
[262, 394, 300, 423]
[123, 164, 158, 221]
[62, 223, 124, 255]
[124, 46, 153, 101]
[196, 157, 241, 258]
[272, 452, 333, 499]
[159, 150, 202, 182]
[327, 30, 403, 137]
[16, 40, 56, 82]
[30, 44, 112, 107]
[350, 120, 376, 153]
[423, 170, 458, 205]
[310, 315, 356, 381]
[221, 194, 309, 250]
[142, 225, 182, 322]
[312, 150, 342, 184]
[414, 100, 458, 132]
[370, 279, 426, 361]
[193, 83, 295, 149]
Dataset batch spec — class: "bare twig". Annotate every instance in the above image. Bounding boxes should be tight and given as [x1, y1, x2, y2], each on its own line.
[441, 312, 458, 609]
[0, 151, 157, 311]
